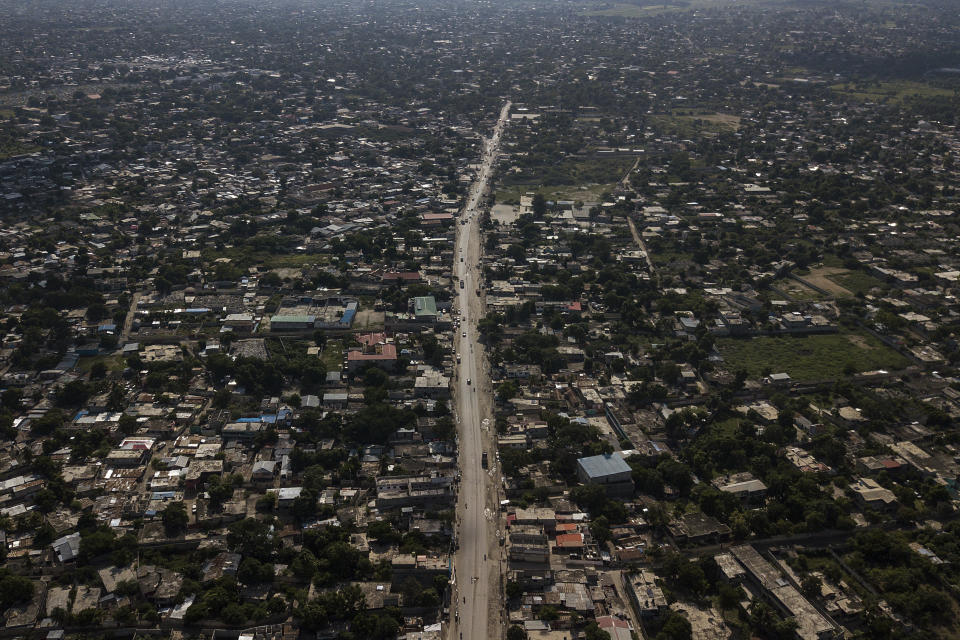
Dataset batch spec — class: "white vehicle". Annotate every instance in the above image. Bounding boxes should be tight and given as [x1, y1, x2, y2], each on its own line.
[456, 354, 461, 363]
[467, 379, 471, 385]
[462, 331, 466, 337]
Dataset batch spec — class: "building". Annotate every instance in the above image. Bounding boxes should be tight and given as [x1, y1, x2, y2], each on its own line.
[576, 453, 634, 496]
[730, 545, 837, 640]
[595, 616, 634, 640]
[347, 342, 398, 372]
[269, 314, 316, 331]
[626, 570, 668, 617]
[849, 478, 897, 511]
[717, 478, 768, 505]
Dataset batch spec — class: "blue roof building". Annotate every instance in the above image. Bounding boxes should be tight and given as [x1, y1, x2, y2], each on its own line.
[576, 453, 634, 495]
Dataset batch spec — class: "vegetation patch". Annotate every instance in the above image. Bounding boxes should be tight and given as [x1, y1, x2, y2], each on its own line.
[500, 156, 633, 190]
[648, 112, 741, 137]
[319, 340, 344, 372]
[825, 270, 885, 296]
[830, 80, 956, 104]
[771, 278, 822, 301]
[717, 331, 911, 381]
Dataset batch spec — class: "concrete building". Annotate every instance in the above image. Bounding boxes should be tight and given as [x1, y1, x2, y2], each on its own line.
[576, 453, 634, 496]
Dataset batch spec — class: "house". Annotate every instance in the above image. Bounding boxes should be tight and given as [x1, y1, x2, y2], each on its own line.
[347, 342, 398, 372]
[717, 478, 768, 505]
[849, 478, 897, 511]
[410, 296, 439, 322]
[596, 616, 634, 640]
[51, 532, 81, 563]
[251, 460, 277, 487]
[276, 487, 304, 508]
[323, 392, 349, 408]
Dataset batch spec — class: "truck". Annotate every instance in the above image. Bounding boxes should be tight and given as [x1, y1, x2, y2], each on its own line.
[481, 452, 488, 469]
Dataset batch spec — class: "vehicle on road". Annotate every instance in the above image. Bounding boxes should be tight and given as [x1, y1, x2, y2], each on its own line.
[462, 331, 466, 337]
[456, 354, 461, 363]
[459, 279, 464, 289]
[481, 452, 488, 468]
[467, 379, 471, 385]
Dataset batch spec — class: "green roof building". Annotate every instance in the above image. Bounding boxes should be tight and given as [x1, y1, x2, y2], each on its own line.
[411, 296, 439, 320]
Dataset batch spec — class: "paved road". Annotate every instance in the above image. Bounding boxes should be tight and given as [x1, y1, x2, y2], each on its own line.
[450, 101, 510, 640]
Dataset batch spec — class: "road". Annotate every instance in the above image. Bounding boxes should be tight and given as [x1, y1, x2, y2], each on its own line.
[121, 291, 141, 342]
[450, 101, 510, 640]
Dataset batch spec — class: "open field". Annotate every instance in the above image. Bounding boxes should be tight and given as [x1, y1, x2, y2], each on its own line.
[648, 112, 741, 137]
[352, 310, 385, 331]
[798, 266, 855, 297]
[830, 80, 956, 104]
[319, 340, 344, 371]
[825, 270, 885, 296]
[582, 2, 691, 17]
[580, 0, 766, 17]
[771, 278, 822, 301]
[76, 353, 126, 374]
[497, 156, 633, 203]
[495, 181, 618, 205]
[717, 331, 912, 381]
[201, 249, 329, 270]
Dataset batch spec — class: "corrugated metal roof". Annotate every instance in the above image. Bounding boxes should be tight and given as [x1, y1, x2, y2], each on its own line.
[577, 453, 631, 479]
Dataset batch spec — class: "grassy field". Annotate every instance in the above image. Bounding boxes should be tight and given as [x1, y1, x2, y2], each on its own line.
[495, 182, 617, 205]
[580, 0, 762, 17]
[825, 270, 885, 296]
[202, 248, 328, 270]
[771, 278, 822, 301]
[648, 112, 741, 137]
[717, 331, 911, 381]
[76, 354, 126, 374]
[497, 156, 633, 203]
[582, 2, 690, 17]
[0, 136, 39, 160]
[830, 80, 956, 104]
[319, 340, 344, 372]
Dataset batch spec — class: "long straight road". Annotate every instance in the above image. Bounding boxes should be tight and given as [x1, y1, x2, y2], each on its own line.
[450, 101, 510, 640]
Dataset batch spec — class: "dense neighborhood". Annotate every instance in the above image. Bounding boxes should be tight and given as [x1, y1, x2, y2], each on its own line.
[1, 1, 960, 640]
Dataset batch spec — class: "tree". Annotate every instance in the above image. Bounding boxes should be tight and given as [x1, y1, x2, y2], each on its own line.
[590, 515, 611, 545]
[800, 574, 821, 600]
[507, 625, 528, 640]
[583, 622, 611, 640]
[655, 611, 692, 640]
[238, 557, 275, 585]
[118, 413, 139, 436]
[496, 380, 519, 401]
[162, 501, 189, 535]
[54, 380, 91, 407]
[532, 192, 547, 218]
[228, 518, 277, 562]
[207, 475, 237, 508]
[0, 572, 34, 611]
[90, 361, 108, 380]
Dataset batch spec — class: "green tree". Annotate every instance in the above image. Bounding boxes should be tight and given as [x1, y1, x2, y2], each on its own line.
[656, 611, 692, 640]
[0, 572, 34, 610]
[583, 622, 611, 640]
[161, 501, 189, 535]
[507, 625, 528, 640]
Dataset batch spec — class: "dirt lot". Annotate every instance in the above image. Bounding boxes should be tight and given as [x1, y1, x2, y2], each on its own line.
[800, 267, 854, 297]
